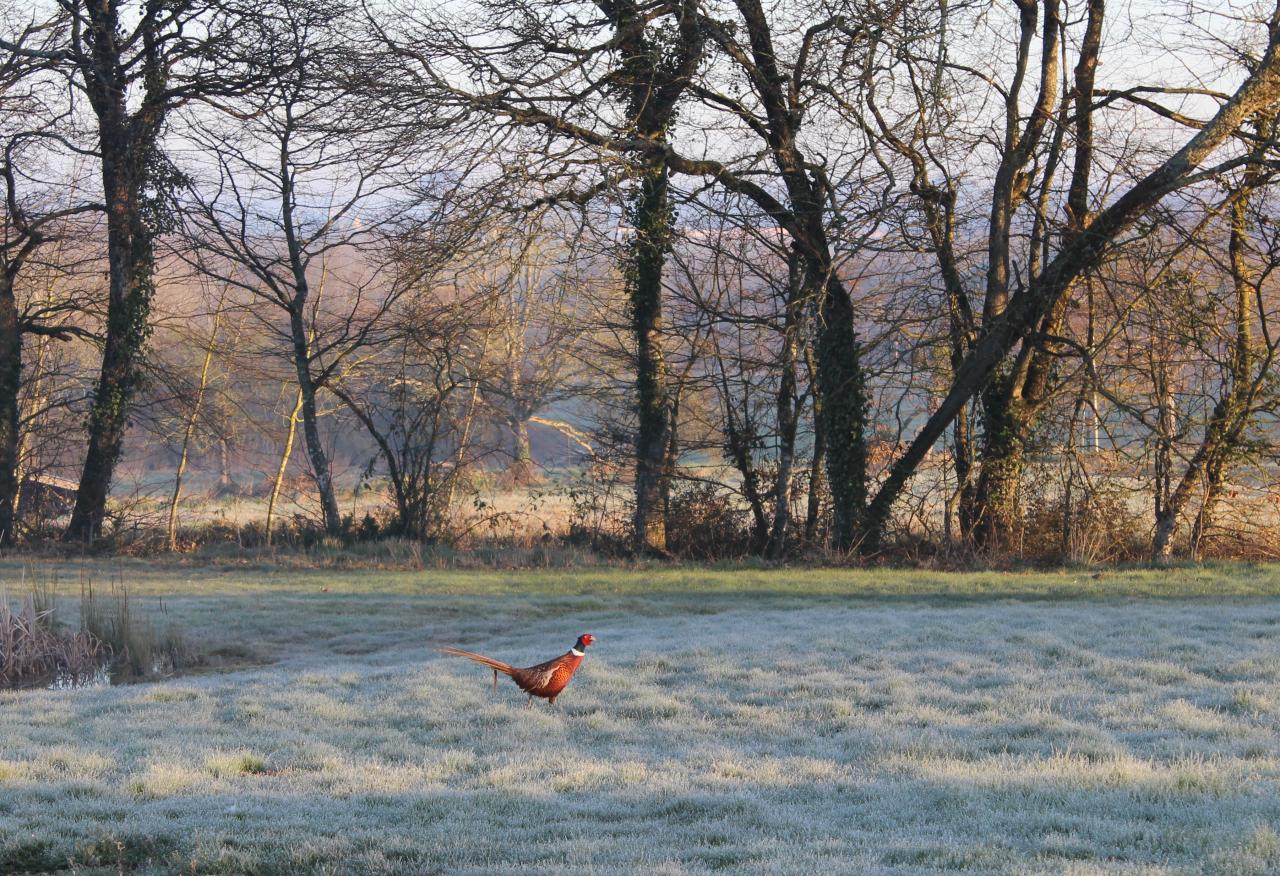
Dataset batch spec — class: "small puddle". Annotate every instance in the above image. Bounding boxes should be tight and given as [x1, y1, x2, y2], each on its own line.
[47, 664, 113, 690]
[6, 650, 263, 692]
[7, 659, 183, 691]
[3, 664, 111, 691]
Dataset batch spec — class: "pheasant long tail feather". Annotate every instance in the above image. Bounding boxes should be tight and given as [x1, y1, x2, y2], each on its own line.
[440, 646, 516, 677]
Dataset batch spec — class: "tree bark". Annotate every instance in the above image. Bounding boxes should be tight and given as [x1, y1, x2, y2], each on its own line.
[766, 250, 804, 558]
[509, 414, 534, 484]
[0, 276, 18, 546]
[803, 338, 826, 546]
[595, 0, 701, 557]
[718, 361, 769, 550]
[66, 134, 155, 543]
[277, 129, 341, 534]
[442, 337, 489, 517]
[289, 305, 341, 534]
[971, 382, 1027, 554]
[629, 164, 672, 555]
[1151, 172, 1264, 562]
[951, 402, 978, 543]
[815, 271, 867, 552]
[63, 0, 176, 544]
[266, 387, 304, 547]
[722, 0, 869, 552]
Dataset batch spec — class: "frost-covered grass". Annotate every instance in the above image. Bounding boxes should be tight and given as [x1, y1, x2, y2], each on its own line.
[2, 562, 1280, 874]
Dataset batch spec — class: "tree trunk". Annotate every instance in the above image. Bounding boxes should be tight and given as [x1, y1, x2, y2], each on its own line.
[1151, 373, 1250, 566]
[13, 272, 60, 528]
[266, 387, 304, 547]
[803, 339, 826, 546]
[971, 379, 1028, 554]
[1189, 462, 1224, 563]
[0, 277, 19, 547]
[766, 252, 804, 559]
[970, 284, 1072, 557]
[218, 437, 234, 491]
[596, 0, 699, 557]
[1151, 359, 1176, 560]
[662, 383, 683, 540]
[765, 340, 799, 558]
[1151, 177, 1260, 563]
[509, 414, 534, 484]
[721, 381, 769, 551]
[951, 402, 978, 543]
[289, 306, 341, 535]
[443, 341, 488, 519]
[66, 138, 153, 544]
[166, 310, 221, 551]
[815, 272, 867, 553]
[630, 162, 674, 556]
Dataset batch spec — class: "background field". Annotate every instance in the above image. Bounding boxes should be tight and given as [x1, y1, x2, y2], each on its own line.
[2, 562, 1280, 874]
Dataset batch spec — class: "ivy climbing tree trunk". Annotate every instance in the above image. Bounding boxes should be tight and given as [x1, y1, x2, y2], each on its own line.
[628, 159, 674, 555]
[595, 0, 703, 556]
[814, 270, 867, 552]
[803, 339, 826, 546]
[970, 382, 1027, 553]
[66, 115, 162, 543]
[49, 0, 263, 544]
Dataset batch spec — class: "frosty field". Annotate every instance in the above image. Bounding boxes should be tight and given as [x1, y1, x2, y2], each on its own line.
[2, 563, 1280, 875]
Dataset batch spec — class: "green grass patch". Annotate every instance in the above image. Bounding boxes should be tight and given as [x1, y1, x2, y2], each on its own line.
[5, 558, 1280, 602]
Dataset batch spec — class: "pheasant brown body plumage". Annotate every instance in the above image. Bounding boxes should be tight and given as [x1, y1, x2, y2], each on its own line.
[441, 634, 594, 705]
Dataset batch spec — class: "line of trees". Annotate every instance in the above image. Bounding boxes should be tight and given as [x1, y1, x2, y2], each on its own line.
[4, 0, 1280, 562]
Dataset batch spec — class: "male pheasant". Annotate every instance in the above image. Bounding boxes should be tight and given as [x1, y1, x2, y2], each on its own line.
[441, 634, 594, 706]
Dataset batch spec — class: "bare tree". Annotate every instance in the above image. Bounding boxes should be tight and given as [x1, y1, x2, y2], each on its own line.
[859, 0, 1280, 552]
[180, 0, 461, 534]
[1120, 138, 1280, 561]
[381, 0, 705, 554]
[330, 244, 502, 539]
[476, 221, 587, 485]
[2, 0, 275, 543]
[163, 286, 227, 550]
[0, 15, 97, 545]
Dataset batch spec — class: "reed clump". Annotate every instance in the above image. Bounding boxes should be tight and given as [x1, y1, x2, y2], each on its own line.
[0, 592, 110, 689]
[2, 570, 201, 689]
[80, 579, 196, 681]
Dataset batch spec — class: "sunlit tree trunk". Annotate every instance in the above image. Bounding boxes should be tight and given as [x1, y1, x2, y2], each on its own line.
[166, 305, 223, 550]
[265, 387, 304, 547]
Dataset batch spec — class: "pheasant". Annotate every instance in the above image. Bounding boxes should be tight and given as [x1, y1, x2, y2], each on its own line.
[441, 634, 595, 706]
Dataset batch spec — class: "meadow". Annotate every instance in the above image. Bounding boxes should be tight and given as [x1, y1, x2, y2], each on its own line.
[2, 560, 1280, 874]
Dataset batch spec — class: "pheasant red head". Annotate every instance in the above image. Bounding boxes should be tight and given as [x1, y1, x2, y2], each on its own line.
[573, 634, 595, 654]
